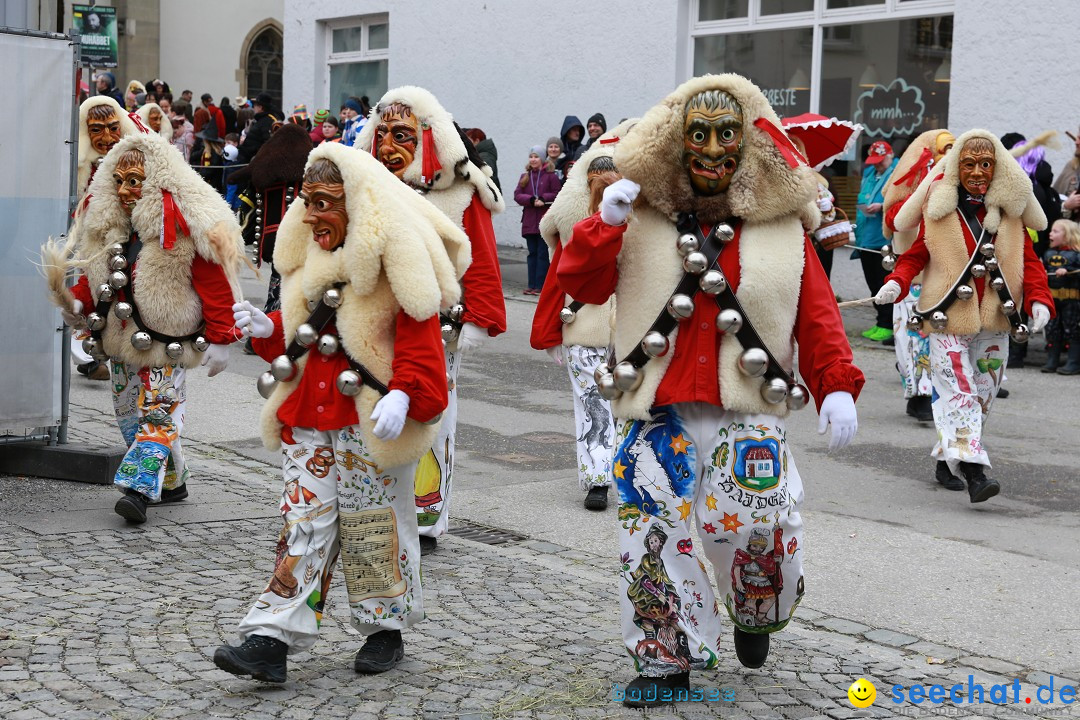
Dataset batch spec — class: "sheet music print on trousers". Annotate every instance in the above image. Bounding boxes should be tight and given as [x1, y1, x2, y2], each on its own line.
[340, 507, 406, 602]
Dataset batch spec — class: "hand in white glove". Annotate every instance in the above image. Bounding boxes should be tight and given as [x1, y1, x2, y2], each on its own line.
[546, 346, 565, 366]
[873, 280, 902, 305]
[61, 299, 85, 329]
[200, 343, 230, 377]
[371, 389, 410, 441]
[1030, 302, 1051, 333]
[455, 322, 488, 353]
[232, 300, 274, 339]
[599, 178, 641, 226]
[817, 391, 858, 451]
[816, 196, 834, 213]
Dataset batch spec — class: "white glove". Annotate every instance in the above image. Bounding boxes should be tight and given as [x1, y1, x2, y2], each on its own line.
[232, 300, 274, 339]
[873, 280, 901, 305]
[371, 389, 410, 440]
[546, 346, 565, 366]
[61, 299, 85, 329]
[1030, 302, 1051, 333]
[455, 322, 488, 353]
[599, 178, 641, 226]
[817, 391, 858, 451]
[816, 197, 833, 213]
[200, 343, 230, 377]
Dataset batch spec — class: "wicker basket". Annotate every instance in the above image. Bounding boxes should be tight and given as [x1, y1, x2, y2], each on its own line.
[814, 207, 855, 251]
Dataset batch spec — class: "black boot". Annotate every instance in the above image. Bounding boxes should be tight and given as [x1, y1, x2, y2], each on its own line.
[114, 490, 148, 524]
[906, 396, 933, 422]
[733, 627, 770, 668]
[935, 461, 965, 491]
[996, 387, 1010, 399]
[213, 634, 288, 683]
[160, 484, 189, 503]
[353, 629, 404, 674]
[584, 485, 609, 511]
[1057, 343, 1080, 375]
[621, 672, 691, 708]
[1041, 343, 1062, 373]
[419, 536, 437, 556]
[960, 462, 999, 503]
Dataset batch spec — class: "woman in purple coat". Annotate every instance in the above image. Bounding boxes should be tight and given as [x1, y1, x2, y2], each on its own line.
[514, 146, 562, 294]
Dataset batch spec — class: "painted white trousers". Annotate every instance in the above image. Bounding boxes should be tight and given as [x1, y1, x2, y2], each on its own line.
[565, 345, 614, 491]
[615, 403, 805, 677]
[415, 348, 458, 538]
[237, 425, 423, 652]
[893, 286, 933, 399]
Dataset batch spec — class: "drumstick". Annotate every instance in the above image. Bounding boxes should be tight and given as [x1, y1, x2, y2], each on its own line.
[836, 297, 877, 309]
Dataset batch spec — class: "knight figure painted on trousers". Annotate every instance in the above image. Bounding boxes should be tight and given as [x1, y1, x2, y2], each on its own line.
[557, 73, 863, 707]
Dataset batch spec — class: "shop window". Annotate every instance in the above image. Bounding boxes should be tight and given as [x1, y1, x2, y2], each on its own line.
[761, 0, 814, 14]
[827, 0, 884, 8]
[694, 27, 813, 116]
[326, 15, 389, 111]
[698, 0, 749, 21]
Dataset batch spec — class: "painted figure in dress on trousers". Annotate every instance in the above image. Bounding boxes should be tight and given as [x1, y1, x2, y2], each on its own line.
[42, 129, 245, 524]
[531, 121, 639, 511]
[556, 74, 863, 708]
[876, 130, 1054, 502]
[214, 142, 470, 682]
[355, 87, 507, 555]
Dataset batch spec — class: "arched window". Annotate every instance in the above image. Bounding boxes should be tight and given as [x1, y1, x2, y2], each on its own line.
[246, 26, 283, 108]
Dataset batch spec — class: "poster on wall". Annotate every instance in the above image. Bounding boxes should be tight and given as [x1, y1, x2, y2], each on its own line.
[72, 5, 118, 67]
[854, 78, 925, 139]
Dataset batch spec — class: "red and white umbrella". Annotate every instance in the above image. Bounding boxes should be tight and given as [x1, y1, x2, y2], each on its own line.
[781, 113, 862, 170]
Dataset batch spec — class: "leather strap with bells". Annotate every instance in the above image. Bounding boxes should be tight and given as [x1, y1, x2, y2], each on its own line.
[560, 300, 585, 324]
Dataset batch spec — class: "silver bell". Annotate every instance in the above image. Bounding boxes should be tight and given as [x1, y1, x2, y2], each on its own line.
[667, 294, 695, 319]
[760, 376, 789, 404]
[107, 242, 125, 256]
[270, 354, 298, 382]
[613, 361, 644, 392]
[165, 341, 184, 359]
[682, 251, 708, 275]
[699, 269, 727, 295]
[109, 270, 129, 289]
[113, 301, 133, 319]
[738, 348, 769, 377]
[880, 254, 896, 271]
[786, 384, 810, 411]
[596, 372, 623, 401]
[956, 284, 975, 300]
[97, 283, 114, 302]
[930, 311, 948, 331]
[594, 363, 611, 385]
[879, 244, 892, 257]
[984, 257, 999, 273]
[559, 307, 577, 324]
[906, 314, 923, 331]
[322, 287, 343, 308]
[257, 370, 278, 399]
[108, 254, 128, 271]
[306, 297, 319, 312]
[295, 323, 318, 347]
[441, 323, 460, 343]
[130, 331, 153, 350]
[81, 336, 100, 357]
[255, 208, 262, 218]
[979, 242, 996, 257]
[1010, 323, 1030, 343]
[716, 308, 743, 334]
[317, 334, 340, 355]
[335, 369, 362, 396]
[641, 331, 670, 358]
[1001, 299, 1017, 316]
[989, 276, 1005, 292]
[86, 312, 105, 331]
[676, 233, 699, 256]
[448, 304, 465, 323]
[254, 225, 262, 235]
[970, 264, 987, 278]
[192, 335, 210, 352]
[716, 223, 735, 243]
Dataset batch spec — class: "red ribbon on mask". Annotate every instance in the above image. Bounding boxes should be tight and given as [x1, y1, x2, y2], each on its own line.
[753, 118, 807, 169]
[891, 147, 934, 188]
[128, 111, 151, 134]
[160, 190, 190, 250]
[599, 136, 620, 145]
[420, 125, 442, 185]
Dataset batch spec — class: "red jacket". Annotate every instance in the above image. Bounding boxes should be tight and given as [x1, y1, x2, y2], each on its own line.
[251, 310, 447, 431]
[530, 240, 569, 349]
[460, 193, 507, 336]
[557, 213, 864, 411]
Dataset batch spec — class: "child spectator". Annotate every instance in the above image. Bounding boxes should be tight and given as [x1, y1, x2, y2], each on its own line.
[1041, 219, 1080, 374]
[222, 133, 242, 210]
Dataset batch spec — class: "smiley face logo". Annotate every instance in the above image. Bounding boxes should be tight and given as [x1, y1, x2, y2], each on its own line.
[848, 678, 876, 708]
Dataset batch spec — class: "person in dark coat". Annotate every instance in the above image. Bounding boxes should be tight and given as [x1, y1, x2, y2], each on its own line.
[220, 96, 238, 136]
[94, 72, 125, 106]
[191, 121, 225, 193]
[465, 128, 500, 191]
[238, 93, 281, 163]
[583, 113, 607, 150]
[514, 146, 562, 294]
[558, 115, 585, 175]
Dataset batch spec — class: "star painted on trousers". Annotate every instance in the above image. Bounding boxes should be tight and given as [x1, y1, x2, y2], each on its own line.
[669, 433, 691, 455]
[705, 493, 718, 511]
[703, 522, 717, 534]
[613, 460, 627, 480]
[677, 499, 692, 521]
[721, 512, 744, 533]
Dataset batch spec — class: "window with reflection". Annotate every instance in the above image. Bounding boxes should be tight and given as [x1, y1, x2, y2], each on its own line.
[694, 27, 813, 116]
